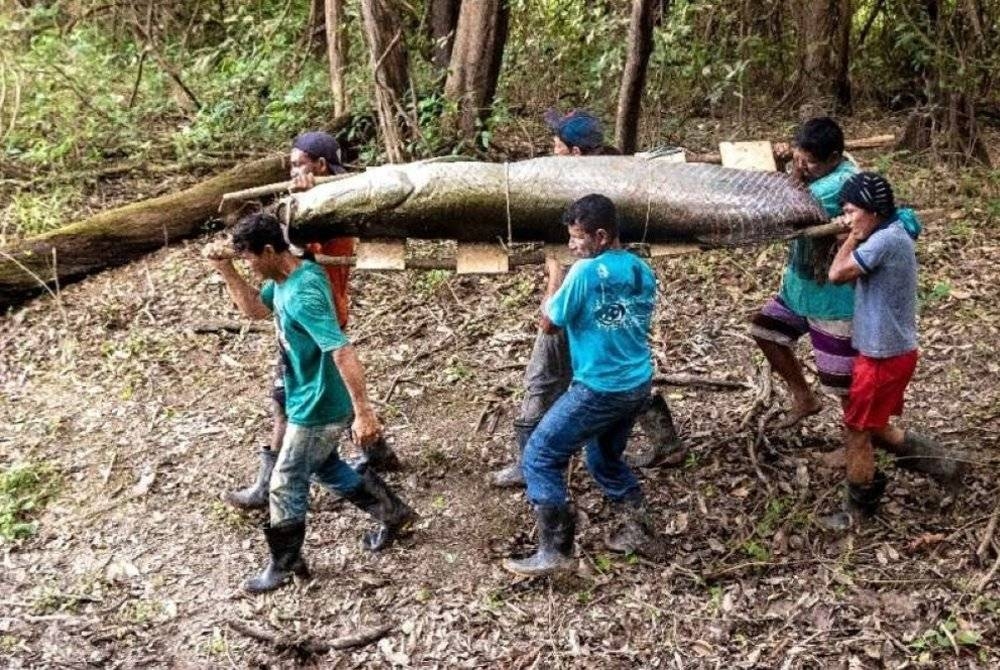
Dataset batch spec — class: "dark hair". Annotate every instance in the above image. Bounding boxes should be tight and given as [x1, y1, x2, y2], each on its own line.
[793, 117, 844, 162]
[562, 194, 619, 237]
[231, 212, 289, 255]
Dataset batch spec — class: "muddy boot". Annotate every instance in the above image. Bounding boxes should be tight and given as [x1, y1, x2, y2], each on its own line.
[351, 436, 402, 472]
[819, 470, 888, 531]
[890, 431, 966, 489]
[344, 465, 419, 552]
[242, 519, 310, 594]
[224, 448, 276, 511]
[630, 393, 685, 468]
[502, 504, 576, 577]
[605, 498, 666, 559]
[490, 422, 533, 488]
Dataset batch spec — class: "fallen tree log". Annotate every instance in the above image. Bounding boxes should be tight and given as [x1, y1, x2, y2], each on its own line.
[0, 155, 289, 311]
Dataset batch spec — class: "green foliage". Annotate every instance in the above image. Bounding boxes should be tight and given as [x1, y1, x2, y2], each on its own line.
[909, 616, 981, 653]
[0, 460, 60, 543]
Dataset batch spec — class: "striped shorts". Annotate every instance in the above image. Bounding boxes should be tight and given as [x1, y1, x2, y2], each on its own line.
[750, 296, 856, 396]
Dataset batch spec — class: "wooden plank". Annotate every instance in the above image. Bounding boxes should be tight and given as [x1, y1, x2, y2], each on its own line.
[455, 243, 509, 274]
[718, 141, 778, 171]
[356, 239, 406, 271]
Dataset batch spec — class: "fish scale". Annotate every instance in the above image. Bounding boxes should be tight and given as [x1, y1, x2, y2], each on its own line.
[283, 156, 828, 247]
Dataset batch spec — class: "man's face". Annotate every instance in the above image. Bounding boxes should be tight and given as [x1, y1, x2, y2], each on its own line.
[552, 136, 580, 156]
[567, 222, 608, 258]
[238, 246, 279, 280]
[289, 148, 328, 180]
[791, 147, 840, 183]
[842, 202, 880, 240]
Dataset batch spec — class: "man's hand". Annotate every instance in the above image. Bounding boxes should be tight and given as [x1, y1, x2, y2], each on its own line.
[202, 238, 236, 260]
[849, 215, 879, 242]
[202, 238, 238, 272]
[289, 173, 317, 193]
[351, 405, 383, 448]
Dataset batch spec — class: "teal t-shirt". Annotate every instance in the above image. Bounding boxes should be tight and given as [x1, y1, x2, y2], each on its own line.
[545, 249, 656, 393]
[778, 159, 858, 320]
[261, 261, 352, 427]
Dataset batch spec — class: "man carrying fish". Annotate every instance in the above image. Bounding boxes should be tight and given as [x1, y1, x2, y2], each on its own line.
[823, 173, 964, 528]
[489, 109, 683, 490]
[750, 117, 860, 428]
[205, 211, 417, 593]
[504, 194, 664, 576]
[224, 131, 397, 512]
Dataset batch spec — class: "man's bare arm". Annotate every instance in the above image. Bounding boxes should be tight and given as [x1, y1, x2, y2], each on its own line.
[332, 345, 382, 447]
[828, 232, 864, 284]
[538, 256, 566, 334]
[209, 259, 271, 319]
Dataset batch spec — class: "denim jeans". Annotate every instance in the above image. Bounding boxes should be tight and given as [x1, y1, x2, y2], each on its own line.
[522, 380, 651, 507]
[270, 420, 361, 524]
[515, 330, 572, 428]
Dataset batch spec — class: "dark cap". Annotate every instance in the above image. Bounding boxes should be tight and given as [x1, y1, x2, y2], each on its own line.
[292, 131, 345, 174]
[543, 108, 604, 151]
[839, 172, 896, 218]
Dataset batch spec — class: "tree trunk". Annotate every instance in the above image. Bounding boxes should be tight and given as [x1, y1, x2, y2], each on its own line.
[0, 156, 289, 310]
[443, 0, 509, 138]
[615, 0, 659, 154]
[427, 0, 461, 69]
[793, 0, 851, 117]
[309, 0, 327, 54]
[834, 0, 852, 110]
[360, 0, 413, 162]
[325, 0, 348, 116]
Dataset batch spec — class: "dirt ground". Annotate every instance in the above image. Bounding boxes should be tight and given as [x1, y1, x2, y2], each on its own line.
[1, 127, 999, 669]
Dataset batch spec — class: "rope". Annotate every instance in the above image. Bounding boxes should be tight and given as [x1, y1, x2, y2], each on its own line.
[504, 161, 513, 248]
[641, 191, 652, 245]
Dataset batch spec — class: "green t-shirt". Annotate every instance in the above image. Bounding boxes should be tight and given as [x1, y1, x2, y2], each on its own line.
[779, 159, 858, 320]
[261, 261, 352, 427]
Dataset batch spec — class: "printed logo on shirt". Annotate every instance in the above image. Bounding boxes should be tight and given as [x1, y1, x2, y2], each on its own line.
[591, 263, 651, 331]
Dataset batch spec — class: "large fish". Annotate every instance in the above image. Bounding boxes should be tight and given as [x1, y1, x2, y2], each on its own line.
[280, 156, 827, 247]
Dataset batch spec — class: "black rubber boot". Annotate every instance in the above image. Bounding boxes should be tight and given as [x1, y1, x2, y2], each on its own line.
[350, 436, 402, 472]
[630, 393, 685, 468]
[820, 470, 888, 531]
[891, 431, 966, 489]
[242, 519, 309, 594]
[489, 422, 533, 488]
[605, 497, 666, 559]
[343, 465, 418, 552]
[224, 448, 276, 511]
[502, 504, 576, 576]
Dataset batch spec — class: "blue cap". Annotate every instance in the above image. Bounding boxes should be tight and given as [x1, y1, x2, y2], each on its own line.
[292, 131, 346, 174]
[544, 108, 604, 151]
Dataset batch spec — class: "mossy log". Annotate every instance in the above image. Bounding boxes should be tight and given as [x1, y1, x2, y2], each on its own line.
[0, 155, 289, 311]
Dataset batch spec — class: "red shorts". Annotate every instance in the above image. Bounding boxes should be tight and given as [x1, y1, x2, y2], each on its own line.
[843, 350, 918, 430]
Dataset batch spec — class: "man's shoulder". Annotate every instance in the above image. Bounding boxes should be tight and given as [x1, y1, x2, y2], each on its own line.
[809, 160, 857, 195]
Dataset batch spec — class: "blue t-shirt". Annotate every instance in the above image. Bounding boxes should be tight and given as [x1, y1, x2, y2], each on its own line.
[779, 159, 858, 320]
[545, 249, 656, 393]
[851, 219, 919, 358]
[261, 261, 352, 426]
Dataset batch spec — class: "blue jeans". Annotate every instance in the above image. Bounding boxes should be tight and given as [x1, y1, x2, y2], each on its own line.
[522, 380, 651, 507]
[270, 421, 361, 524]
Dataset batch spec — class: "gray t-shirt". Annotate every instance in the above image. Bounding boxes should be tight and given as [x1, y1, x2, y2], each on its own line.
[851, 220, 918, 358]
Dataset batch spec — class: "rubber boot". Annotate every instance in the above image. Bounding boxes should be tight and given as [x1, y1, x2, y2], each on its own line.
[224, 448, 276, 510]
[605, 497, 666, 559]
[242, 519, 309, 594]
[630, 393, 685, 468]
[502, 504, 576, 577]
[350, 435, 402, 472]
[888, 431, 966, 489]
[819, 470, 888, 531]
[489, 422, 533, 488]
[343, 465, 418, 552]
